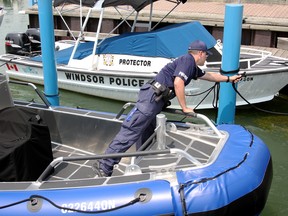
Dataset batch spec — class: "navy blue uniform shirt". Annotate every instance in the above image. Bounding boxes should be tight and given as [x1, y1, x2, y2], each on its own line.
[154, 53, 205, 88]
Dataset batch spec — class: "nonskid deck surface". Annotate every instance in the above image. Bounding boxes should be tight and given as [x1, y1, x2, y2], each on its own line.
[48, 125, 222, 181]
[48, 142, 99, 181]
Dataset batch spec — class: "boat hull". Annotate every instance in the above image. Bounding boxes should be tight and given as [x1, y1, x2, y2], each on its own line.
[0, 180, 175, 216]
[0, 124, 272, 216]
[174, 124, 272, 215]
[1, 55, 287, 109]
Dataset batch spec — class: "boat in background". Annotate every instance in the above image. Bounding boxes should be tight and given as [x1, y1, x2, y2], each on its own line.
[0, 0, 287, 109]
[0, 6, 6, 27]
[0, 72, 272, 215]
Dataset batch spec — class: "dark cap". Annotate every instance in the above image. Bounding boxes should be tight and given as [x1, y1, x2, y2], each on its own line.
[188, 40, 212, 55]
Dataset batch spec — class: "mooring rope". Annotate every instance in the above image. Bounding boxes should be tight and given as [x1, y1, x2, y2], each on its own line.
[185, 79, 288, 116]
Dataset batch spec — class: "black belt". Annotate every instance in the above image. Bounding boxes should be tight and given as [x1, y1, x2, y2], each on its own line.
[147, 80, 174, 103]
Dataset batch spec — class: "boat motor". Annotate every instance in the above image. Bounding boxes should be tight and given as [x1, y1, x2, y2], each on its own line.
[5, 28, 41, 56]
[26, 28, 41, 52]
[5, 32, 31, 55]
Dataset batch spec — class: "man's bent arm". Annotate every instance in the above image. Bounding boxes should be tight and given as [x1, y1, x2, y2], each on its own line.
[174, 77, 194, 113]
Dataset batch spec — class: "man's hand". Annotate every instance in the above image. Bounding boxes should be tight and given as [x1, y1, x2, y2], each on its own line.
[229, 74, 242, 83]
[182, 107, 194, 114]
[200, 72, 242, 83]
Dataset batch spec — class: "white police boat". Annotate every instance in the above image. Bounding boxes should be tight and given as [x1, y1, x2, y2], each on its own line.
[0, 0, 287, 109]
[0, 73, 272, 215]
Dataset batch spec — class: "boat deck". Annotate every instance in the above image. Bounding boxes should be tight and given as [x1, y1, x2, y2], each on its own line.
[47, 123, 224, 182]
[49, 142, 99, 181]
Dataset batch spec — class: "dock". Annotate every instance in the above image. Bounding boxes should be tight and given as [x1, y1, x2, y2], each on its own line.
[25, 1, 288, 52]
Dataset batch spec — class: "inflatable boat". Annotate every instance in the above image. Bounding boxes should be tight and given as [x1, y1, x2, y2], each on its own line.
[0, 74, 272, 215]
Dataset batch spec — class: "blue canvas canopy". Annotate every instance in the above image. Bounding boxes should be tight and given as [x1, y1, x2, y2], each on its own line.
[97, 21, 216, 58]
[32, 21, 216, 65]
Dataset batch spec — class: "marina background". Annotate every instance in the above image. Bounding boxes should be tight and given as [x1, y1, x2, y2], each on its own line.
[0, 0, 288, 215]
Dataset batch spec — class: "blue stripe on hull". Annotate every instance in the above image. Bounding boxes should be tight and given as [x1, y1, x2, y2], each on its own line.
[0, 180, 174, 215]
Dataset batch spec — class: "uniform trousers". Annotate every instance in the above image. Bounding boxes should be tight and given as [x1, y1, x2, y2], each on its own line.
[99, 83, 165, 176]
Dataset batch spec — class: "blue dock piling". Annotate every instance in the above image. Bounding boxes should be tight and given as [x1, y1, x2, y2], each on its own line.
[216, 4, 243, 124]
[38, 0, 59, 106]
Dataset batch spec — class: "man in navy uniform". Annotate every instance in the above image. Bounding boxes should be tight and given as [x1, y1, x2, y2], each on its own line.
[94, 40, 242, 177]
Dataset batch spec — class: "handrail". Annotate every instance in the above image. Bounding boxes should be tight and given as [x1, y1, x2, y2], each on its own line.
[114, 102, 136, 119]
[240, 46, 272, 57]
[36, 148, 201, 183]
[212, 40, 272, 70]
[205, 56, 267, 70]
[196, 113, 223, 138]
[115, 105, 223, 136]
[163, 108, 224, 138]
[215, 40, 272, 57]
[9, 80, 52, 108]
